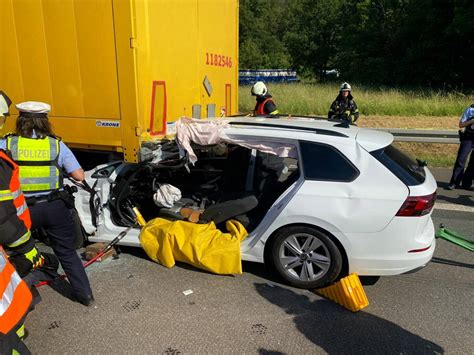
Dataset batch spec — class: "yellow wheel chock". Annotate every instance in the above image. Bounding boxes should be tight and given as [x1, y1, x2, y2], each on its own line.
[315, 273, 369, 312]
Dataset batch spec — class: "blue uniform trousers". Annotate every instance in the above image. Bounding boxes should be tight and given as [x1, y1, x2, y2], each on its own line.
[449, 137, 474, 188]
[29, 199, 92, 298]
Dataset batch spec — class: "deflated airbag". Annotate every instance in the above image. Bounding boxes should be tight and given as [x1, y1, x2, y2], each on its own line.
[140, 218, 248, 274]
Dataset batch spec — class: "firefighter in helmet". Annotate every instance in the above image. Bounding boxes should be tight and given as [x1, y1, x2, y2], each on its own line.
[251, 81, 279, 116]
[328, 82, 359, 123]
[0, 91, 45, 354]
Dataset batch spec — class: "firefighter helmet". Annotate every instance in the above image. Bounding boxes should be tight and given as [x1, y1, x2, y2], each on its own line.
[340, 82, 352, 92]
[0, 91, 12, 117]
[251, 81, 268, 96]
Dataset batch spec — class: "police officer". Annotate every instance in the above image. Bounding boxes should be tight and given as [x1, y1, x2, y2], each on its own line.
[328, 82, 359, 123]
[251, 81, 279, 116]
[0, 101, 94, 306]
[446, 104, 474, 190]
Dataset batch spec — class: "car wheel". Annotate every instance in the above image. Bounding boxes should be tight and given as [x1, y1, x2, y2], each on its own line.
[269, 226, 343, 289]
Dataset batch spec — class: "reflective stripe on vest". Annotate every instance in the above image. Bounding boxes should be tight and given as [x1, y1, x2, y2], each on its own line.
[0, 247, 32, 334]
[7, 136, 62, 193]
[0, 189, 13, 202]
[0, 150, 32, 229]
[16, 200, 28, 216]
[255, 98, 275, 115]
[12, 189, 29, 218]
[6, 230, 31, 248]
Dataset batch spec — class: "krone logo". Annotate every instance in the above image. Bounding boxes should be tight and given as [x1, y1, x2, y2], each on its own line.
[96, 120, 120, 128]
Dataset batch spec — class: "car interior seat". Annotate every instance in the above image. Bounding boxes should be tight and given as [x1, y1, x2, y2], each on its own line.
[245, 153, 300, 231]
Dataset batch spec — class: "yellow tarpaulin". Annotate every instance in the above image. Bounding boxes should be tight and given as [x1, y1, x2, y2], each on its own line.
[139, 218, 248, 274]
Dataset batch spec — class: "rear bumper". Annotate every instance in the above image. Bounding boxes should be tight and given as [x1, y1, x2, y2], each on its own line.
[348, 240, 435, 276]
[346, 216, 436, 276]
[402, 262, 430, 274]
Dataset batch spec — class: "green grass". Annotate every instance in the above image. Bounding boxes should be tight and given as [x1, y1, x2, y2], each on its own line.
[424, 156, 456, 168]
[393, 142, 457, 168]
[239, 83, 473, 116]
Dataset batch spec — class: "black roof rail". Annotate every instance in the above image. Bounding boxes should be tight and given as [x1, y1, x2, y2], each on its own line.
[228, 113, 327, 120]
[228, 121, 349, 138]
[228, 113, 355, 128]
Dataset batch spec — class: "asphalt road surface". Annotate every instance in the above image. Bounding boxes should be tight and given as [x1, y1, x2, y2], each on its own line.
[24, 168, 473, 354]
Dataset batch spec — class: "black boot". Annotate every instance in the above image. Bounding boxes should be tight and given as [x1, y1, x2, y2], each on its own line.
[72, 293, 95, 307]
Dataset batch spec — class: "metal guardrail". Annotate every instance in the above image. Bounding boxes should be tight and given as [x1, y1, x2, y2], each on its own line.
[380, 129, 459, 144]
[232, 114, 459, 144]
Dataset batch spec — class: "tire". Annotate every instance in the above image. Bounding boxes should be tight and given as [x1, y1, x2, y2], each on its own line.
[268, 226, 343, 289]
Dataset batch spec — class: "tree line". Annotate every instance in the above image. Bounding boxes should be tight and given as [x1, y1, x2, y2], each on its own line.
[239, 0, 474, 90]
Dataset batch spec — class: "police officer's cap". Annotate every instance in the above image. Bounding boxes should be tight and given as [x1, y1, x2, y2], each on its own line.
[16, 101, 51, 118]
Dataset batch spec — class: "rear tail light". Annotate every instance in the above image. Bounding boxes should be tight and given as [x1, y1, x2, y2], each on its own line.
[396, 192, 436, 217]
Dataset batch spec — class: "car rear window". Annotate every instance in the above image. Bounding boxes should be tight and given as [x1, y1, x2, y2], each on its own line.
[371, 144, 426, 185]
[300, 141, 359, 182]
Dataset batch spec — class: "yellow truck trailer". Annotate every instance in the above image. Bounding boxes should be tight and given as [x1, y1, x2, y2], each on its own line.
[0, 0, 239, 162]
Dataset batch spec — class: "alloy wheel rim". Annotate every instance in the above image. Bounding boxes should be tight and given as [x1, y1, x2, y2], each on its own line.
[278, 233, 331, 282]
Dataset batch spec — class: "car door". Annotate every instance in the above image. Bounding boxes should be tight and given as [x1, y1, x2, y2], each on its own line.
[278, 139, 409, 234]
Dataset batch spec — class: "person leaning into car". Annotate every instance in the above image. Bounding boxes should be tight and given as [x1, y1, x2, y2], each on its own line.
[446, 104, 474, 191]
[0, 100, 95, 307]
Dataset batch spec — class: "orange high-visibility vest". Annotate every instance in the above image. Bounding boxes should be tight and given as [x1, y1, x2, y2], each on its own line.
[0, 246, 32, 334]
[0, 150, 31, 230]
[255, 97, 275, 115]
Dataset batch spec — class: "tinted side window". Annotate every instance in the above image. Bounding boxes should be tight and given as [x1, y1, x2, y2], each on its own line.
[300, 141, 359, 182]
[371, 144, 426, 185]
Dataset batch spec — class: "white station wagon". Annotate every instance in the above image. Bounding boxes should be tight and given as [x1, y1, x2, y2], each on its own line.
[73, 117, 437, 289]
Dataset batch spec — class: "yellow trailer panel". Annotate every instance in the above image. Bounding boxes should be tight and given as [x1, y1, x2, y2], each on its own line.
[1, 0, 239, 162]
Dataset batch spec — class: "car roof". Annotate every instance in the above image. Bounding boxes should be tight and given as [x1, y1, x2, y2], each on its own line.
[227, 116, 355, 138]
[222, 116, 393, 151]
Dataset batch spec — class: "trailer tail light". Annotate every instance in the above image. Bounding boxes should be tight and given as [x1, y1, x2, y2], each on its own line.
[396, 192, 436, 217]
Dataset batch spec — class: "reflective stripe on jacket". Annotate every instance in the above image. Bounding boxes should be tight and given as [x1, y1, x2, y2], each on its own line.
[255, 98, 278, 115]
[0, 246, 32, 334]
[7, 136, 63, 194]
[0, 150, 31, 230]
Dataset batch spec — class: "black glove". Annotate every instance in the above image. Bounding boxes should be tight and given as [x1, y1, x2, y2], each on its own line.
[8, 239, 45, 277]
[38, 252, 60, 277]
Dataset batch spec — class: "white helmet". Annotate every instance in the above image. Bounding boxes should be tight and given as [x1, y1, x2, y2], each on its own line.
[340, 82, 351, 92]
[251, 81, 267, 96]
[0, 91, 12, 117]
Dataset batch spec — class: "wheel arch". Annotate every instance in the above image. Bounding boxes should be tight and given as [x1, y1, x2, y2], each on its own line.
[263, 222, 349, 281]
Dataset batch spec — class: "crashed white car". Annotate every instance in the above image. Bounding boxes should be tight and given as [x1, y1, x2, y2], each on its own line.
[73, 117, 437, 289]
